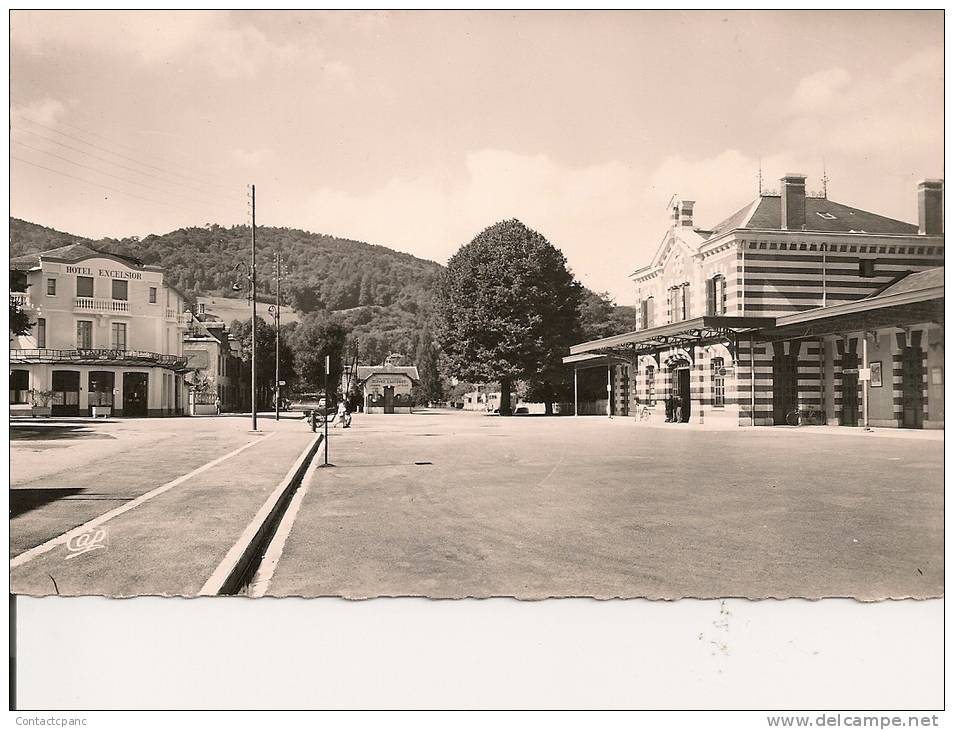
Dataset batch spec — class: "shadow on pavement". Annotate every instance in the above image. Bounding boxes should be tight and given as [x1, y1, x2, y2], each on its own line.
[10, 425, 114, 441]
[10, 487, 86, 518]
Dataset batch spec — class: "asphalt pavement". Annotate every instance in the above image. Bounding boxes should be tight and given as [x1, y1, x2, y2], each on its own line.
[263, 409, 943, 600]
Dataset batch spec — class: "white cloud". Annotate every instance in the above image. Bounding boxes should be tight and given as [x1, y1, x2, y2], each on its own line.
[788, 67, 851, 111]
[11, 11, 353, 84]
[12, 96, 66, 126]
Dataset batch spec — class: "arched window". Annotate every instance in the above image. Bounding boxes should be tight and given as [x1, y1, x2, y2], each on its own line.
[711, 357, 725, 408]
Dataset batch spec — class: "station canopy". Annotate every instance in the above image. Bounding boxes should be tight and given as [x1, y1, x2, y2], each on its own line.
[565, 316, 775, 364]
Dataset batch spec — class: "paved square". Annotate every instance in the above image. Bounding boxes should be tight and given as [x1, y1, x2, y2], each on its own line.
[265, 409, 943, 600]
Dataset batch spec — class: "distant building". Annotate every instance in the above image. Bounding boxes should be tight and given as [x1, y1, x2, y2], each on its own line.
[10, 243, 190, 416]
[350, 354, 420, 413]
[567, 175, 944, 429]
[182, 316, 242, 413]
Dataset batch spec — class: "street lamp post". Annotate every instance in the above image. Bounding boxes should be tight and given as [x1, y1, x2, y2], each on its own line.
[269, 250, 287, 422]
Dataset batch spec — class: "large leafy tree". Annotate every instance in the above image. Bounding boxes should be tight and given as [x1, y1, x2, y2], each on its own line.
[9, 271, 32, 336]
[230, 316, 297, 409]
[285, 312, 347, 394]
[434, 219, 583, 415]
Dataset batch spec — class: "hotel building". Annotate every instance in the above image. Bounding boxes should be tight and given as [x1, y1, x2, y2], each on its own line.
[566, 175, 944, 429]
[10, 243, 190, 417]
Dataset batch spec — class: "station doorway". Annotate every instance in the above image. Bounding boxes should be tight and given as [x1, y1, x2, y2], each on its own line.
[901, 346, 925, 429]
[671, 365, 691, 422]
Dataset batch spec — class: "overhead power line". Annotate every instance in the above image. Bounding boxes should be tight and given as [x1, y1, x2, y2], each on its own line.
[13, 154, 241, 224]
[12, 135, 239, 215]
[12, 114, 239, 199]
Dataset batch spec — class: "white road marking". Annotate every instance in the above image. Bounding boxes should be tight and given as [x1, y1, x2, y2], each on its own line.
[10, 432, 277, 569]
[246, 457, 321, 597]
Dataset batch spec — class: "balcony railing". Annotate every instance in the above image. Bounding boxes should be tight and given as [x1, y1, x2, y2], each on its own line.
[10, 348, 189, 370]
[10, 292, 34, 309]
[75, 297, 129, 313]
[166, 309, 191, 326]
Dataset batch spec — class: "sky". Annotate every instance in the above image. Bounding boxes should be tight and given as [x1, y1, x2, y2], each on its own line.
[10, 10, 944, 303]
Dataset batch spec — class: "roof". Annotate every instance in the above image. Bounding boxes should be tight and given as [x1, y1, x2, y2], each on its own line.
[876, 267, 944, 297]
[10, 242, 145, 271]
[705, 195, 919, 239]
[355, 365, 420, 383]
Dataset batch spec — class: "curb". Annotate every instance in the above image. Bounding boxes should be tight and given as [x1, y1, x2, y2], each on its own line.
[199, 433, 324, 596]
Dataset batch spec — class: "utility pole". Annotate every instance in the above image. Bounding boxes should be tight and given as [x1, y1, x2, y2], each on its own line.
[323, 353, 330, 466]
[274, 249, 283, 422]
[250, 184, 258, 432]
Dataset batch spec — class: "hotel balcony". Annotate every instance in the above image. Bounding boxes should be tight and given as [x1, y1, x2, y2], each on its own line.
[75, 297, 130, 313]
[10, 292, 36, 310]
[10, 348, 189, 371]
[166, 309, 191, 326]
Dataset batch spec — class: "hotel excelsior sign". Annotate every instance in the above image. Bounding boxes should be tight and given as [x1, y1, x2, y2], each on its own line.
[65, 265, 143, 280]
[369, 375, 412, 385]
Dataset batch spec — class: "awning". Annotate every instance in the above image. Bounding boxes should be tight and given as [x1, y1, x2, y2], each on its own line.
[566, 316, 776, 360]
[759, 283, 943, 341]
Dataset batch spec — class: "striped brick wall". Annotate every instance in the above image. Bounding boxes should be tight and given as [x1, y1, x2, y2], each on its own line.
[740, 239, 944, 315]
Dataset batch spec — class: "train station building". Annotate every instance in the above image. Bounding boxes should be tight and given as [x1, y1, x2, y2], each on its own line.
[566, 175, 944, 429]
[10, 243, 191, 417]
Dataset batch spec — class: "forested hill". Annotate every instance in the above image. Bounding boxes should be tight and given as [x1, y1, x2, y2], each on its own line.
[10, 218, 442, 314]
[9, 217, 636, 363]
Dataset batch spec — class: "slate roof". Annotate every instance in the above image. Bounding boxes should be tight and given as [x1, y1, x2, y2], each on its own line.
[10, 243, 144, 270]
[875, 267, 944, 298]
[704, 195, 919, 239]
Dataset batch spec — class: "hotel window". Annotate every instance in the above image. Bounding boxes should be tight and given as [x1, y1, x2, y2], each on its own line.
[149, 286, 157, 304]
[37, 318, 46, 348]
[646, 365, 656, 406]
[112, 279, 128, 301]
[47, 278, 57, 296]
[711, 357, 726, 408]
[88, 372, 115, 407]
[76, 320, 93, 349]
[111, 322, 127, 350]
[10, 369, 30, 405]
[76, 276, 94, 298]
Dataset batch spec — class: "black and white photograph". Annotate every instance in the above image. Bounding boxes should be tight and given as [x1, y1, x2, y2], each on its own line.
[7, 8, 945, 712]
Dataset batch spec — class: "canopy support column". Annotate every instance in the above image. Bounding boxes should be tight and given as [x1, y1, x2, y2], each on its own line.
[749, 337, 756, 426]
[573, 366, 578, 417]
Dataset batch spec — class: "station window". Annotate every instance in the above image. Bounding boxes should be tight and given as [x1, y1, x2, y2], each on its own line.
[37, 318, 46, 348]
[149, 287, 157, 304]
[707, 275, 727, 316]
[76, 276, 94, 298]
[859, 259, 877, 278]
[640, 296, 655, 330]
[646, 365, 656, 406]
[711, 357, 725, 408]
[112, 279, 128, 301]
[111, 322, 127, 350]
[47, 278, 57, 296]
[76, 320, 93, 349]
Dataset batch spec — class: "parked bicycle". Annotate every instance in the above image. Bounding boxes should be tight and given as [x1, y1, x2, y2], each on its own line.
[785, 405, 823, 426]
[637, 405, 653, 422]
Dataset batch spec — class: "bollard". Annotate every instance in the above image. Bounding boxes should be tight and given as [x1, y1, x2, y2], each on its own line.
[310, 411, 317, 433]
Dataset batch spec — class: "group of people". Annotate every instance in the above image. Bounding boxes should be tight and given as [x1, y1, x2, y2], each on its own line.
[665, 394, 685, 423]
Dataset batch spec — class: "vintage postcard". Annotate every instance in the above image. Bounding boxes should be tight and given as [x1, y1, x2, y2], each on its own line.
[9, 10, 943, 602]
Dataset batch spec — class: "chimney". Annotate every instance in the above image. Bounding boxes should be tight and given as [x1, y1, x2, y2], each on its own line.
[670, 200, 695, 228]
[679, 200, 694, 227]
[918, 179, 943, 235]
[780, 173, 806, 230]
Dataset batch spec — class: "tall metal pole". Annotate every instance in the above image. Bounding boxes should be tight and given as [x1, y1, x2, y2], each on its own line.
[323, 354, 330, 466]
[251, 184, 258, 431]
[862, 328, 870, 430]
[275, 249, 281, 422]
